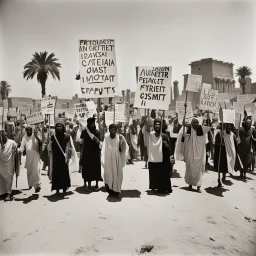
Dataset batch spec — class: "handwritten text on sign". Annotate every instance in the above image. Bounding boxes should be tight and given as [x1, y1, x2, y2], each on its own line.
[115, 104, 127, 123]
[105, 111, 114, 127]
[199, 88, 218, 111]
[41, 96, 57, 115]
[26, 112, 45, 125]
[186, 74, 202, 92]
[176, 101, 193, 125]
[134, 66, 171, 110]
[80, 87, 116, 99]
[79, 39, 118, 92]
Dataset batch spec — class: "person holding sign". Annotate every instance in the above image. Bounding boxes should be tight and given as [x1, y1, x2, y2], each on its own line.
[237, 118, 256, 179]
[101, 124, 128, 199]
[80, 117, 103, 190]
[183, 118, 211, 193]
[18, 126, 42, 193]
[148, 118, 172, 194]
[214, 123, 241, 181]
[0, 130, 18, 201]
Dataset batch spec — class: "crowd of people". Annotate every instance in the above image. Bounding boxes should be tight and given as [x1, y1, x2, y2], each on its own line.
[0, 108, 255, 202]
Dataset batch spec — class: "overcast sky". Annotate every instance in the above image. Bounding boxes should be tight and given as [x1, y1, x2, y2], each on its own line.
[0, 0, 255, 99]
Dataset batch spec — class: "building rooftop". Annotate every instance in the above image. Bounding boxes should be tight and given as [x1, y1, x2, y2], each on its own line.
[189, 58, 234, 66]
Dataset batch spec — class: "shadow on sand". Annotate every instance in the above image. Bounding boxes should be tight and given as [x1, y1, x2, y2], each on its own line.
[205, 186, 229, 197]
[146, 190, 171, 197]
[75, 186, 101, 195]
[180, 186, 198, 193]
[14, 194, 39, 204]
[222, 179, 234, 186]
[172, 169, 182, 178]
[43, 191, 74, 202]
[106, 189, 141, 202]
[229, 175, 253, 183]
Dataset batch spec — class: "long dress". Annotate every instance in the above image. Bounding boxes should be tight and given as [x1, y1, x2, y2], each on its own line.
[0, 139, 17, 195]
[214, 131, 241, 174]
[101, 133, 128, 193]
[80, 128, 102, 182]
[20, 135, 41, 188]
[184, 125, 211, 186]
[237, 127, 256, 171]
[51, 133, 71, 191]
[148, 133, 172, 191]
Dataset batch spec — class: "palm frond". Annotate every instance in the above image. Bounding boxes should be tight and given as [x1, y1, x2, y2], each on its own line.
[235, 66, 252, 78]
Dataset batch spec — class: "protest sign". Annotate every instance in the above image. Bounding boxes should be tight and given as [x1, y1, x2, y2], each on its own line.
[105, 111, 114, 127]
[79, 39, 118, 94]
[55, 108, 76, 120]
[8, 107, 17, 117]
[134, 66, 171, 110]
[74, 103, 90, 126]
[41, 96, 57, 115]
[115, 104, 127, 123]
[199, 88, 218, 111]
[202, 83, 211, 90]
[86, 101, 97, 117]
[219, 109, 235, 125]
[26, 111, 44, 125]
[186, 74, 202, 92]
[176, 101, 193, 124]
[244, 103, 254, 116]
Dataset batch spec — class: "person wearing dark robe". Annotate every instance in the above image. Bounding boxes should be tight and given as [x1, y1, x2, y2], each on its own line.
[148, 118, 172, 194]
[138, 121, 145, 161]
[237, 118, 256, 179]
[48, 118, 72, 195]
[214, 123, 241, 181]
[80, 117, 102, 190]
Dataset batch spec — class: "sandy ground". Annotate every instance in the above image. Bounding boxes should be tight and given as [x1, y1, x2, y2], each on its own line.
[0, 157, 256, 256]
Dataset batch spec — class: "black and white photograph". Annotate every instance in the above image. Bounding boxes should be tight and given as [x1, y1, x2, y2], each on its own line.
[0, 0, 256, 255]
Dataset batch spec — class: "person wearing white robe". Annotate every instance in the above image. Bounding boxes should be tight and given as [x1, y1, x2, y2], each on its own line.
[19, 126, 42, 193]
[183, 118, 211, 193]
[0, 131, 17, 201]
[101, 124, 128, 199]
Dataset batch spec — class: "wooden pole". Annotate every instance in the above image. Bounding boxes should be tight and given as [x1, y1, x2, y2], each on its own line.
[114, 104, 116, 124]
[182, 91, 188, 140]
[160, 110, 165, 136]
[97, 98, 101, 132]
[217, 119, 224, 188]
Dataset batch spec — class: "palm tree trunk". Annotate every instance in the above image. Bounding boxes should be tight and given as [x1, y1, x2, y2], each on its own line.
[40, 80, 46, 98]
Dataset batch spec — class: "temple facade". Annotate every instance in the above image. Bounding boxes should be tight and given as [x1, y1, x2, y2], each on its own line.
[188, 58, 236, 93]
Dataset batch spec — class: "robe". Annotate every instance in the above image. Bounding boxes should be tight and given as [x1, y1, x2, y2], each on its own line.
[214, 131, 242, 173]
[80, 128, 102, 182]
[237, 127, 256, 171]
[184, 125, 211, 186]
[101, 133, 128, 193]
[49, 133, 71, 191]
[148, 132, 172, 191]
[20, 135, 41, 188]
[0, 139, 17, 195]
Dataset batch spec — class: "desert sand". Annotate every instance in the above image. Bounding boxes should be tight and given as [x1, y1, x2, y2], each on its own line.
[1, 158, 256, 256]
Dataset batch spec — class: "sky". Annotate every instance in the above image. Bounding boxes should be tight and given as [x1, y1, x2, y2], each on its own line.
[0, 0, 255, 99]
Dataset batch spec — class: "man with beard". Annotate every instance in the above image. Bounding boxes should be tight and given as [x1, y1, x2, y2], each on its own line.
[48, 118, 72, 195]
[148, 118, 172, 194]
[18, 126, 42, 193]
[101, 124, 128, 199]
[237, 118, 256, 179]
[0, 130, 19, 201]
[183, 118, 211, 193]
[80, 117, 102, 190]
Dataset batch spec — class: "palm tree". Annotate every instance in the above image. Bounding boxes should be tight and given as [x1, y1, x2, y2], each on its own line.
[0, 80, 12, 101]
[23, 51, 61, 98]
[235, 66, 252, 94]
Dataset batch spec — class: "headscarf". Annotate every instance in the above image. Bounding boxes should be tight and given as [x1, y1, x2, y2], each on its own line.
[87, 117, 96, 125]
[55, 117, 66, 136]
[109, 123, 117, 130]
[87, 117, 97, 135]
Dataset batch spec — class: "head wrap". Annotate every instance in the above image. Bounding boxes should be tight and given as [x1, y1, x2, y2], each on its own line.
[55, 118, 65, 126]
[154, 118, 162, 125]
[87, 117, 96, 125]
[25, 126, 33, 132]
[109, 123, 117, 130]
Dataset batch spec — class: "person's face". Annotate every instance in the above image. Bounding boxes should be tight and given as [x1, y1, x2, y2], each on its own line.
[192, 119, 199, 130]
[1, 132, 8, 143]
[226, 124, 232, 133]
[56, 124, 64, 133]
[110, 127, 117, 138]
[245, 121, 251, 130]
[89, 122, 95, 129]
[26, 128, 33, 137]
[154, 122, 161, 132]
